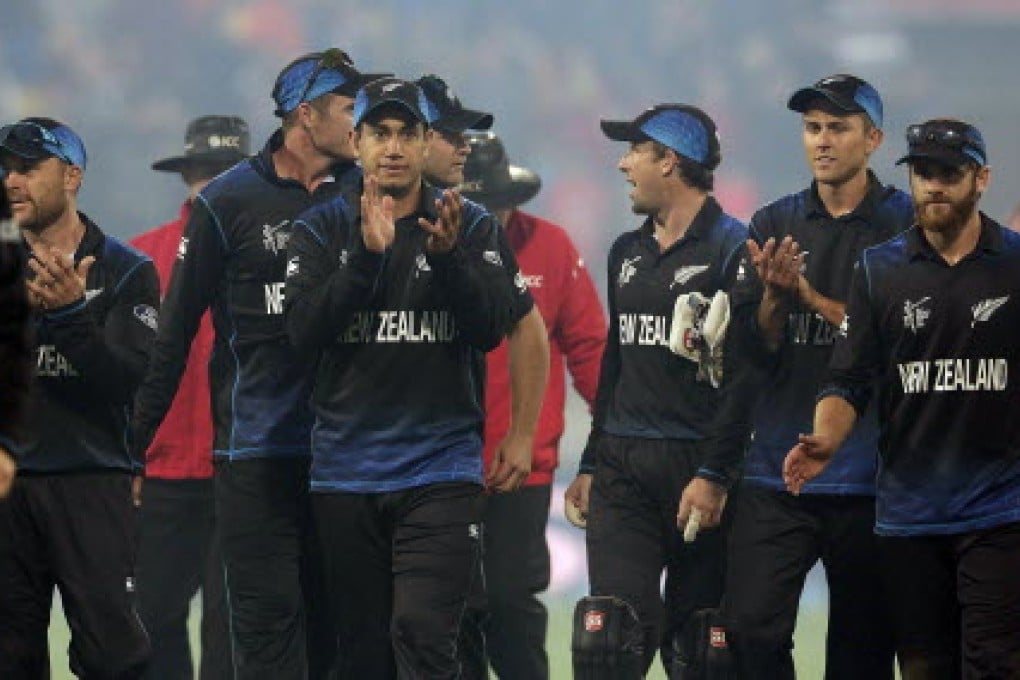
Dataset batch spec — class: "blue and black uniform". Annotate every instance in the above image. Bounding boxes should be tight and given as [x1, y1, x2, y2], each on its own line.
[0, 215, 156, 678]
[827, 216, 1020, 676]
[132, 131, 352, 679]
[725, 174, 912, 680]
[581, 196, 750, 673]
[284, 181, 528, 678]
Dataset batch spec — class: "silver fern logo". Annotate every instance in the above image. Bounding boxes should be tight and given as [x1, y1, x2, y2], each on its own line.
[971, 296, 1009, 328]
[670, 264, 710, 289]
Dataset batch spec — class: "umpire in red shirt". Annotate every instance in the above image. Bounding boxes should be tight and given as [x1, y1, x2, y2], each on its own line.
[131, 116, 249, 680]
[461, 132, 606, 679]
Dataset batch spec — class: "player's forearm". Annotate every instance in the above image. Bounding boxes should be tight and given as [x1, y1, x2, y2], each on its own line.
[756, 287, 789, 350]
[799, 279, 846, 328]
[508, 307, 549, 440]
[813, 395, 858, 453]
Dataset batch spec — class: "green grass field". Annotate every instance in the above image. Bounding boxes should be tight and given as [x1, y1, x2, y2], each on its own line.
[46, 595, 830, 678]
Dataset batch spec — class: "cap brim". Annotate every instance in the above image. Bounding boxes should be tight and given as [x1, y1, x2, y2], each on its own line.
[461, 164, 541, 210]
[787, 87, 860, 114]
[600, 119, 647, 143]
[151, 151, 246, 173]
[434, 109, 494, 133]
[895, 144, 973, 168]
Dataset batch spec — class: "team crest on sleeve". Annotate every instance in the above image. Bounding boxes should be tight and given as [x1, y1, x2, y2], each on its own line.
[133, 304, 159, 331]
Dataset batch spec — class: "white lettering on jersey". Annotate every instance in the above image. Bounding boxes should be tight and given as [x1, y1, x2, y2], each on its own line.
[618, 313, 669, 347]
[898, 358, 1008, 394]
[340, 310, 456, 344]
[264, 282, 286, 314]
[788, 312, 838, 346]
[36, 345, 79, 377]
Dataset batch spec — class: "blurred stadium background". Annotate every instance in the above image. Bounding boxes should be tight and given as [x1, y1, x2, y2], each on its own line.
[6, 0, 1016, 676]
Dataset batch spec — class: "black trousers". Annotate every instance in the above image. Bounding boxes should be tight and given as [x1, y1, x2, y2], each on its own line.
[137, 478, 230, 680]
[0, 472, 151, 679]
[586, 436, 730, 675]
[459, 484, 552, 680]
[725, 485, 893, 680]
[214, 457, 332, 680]
[314, 482, 485, 680]
[879, 521, 1020, 680]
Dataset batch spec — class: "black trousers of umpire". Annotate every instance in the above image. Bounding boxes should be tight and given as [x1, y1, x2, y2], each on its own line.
[586, 436, 730, 675]
[314, 481, 485, 680]
[879, 521, 1020, 680]
[0, 472, 151, 679]
[458, 484, 552, 680]
[137, 478, 230, 680]
[214, 457, 332, 680]
[725, 485, 894, 680]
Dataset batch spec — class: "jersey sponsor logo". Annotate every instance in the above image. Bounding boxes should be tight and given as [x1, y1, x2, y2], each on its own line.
[710, 627, 728, 649]
[670, 264, 710, 289]
[619, 313, 670, 347]
[971, 296, 1009, 328]
[286, 256, 300, 279]
[264, 282, 286, 314]
[177, 236, 189, 260]
[482, 250, 503, 267]
[788, 312, 838, 346]
[414, 253, 432, 279]
[898, 357, 1008, 394]
[36, 344, 79, 377]
[903, 296, 932, 333]
[262, 220, 291, 255]
[84, 287, 104, 303]
[340, 310, 457, 344]
[133, 304, 158, 331]
[617, 256, 641, 287]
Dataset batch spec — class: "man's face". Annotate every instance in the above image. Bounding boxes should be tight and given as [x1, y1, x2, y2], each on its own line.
[909, 159, 989, 234]
[355, 112, 428, 199]
[801, 108, 881, 187]
[1, 152, 74, 233]
[424, 128, 469, 188]
[305, 93, 357, 162]
[618, 140, 668, 215]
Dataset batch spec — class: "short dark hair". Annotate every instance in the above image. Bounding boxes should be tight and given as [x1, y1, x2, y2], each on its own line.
[651, 141, 715, 192]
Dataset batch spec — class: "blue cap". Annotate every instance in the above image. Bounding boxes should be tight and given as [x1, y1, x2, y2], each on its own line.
[353, 78, 431, 128]
[788, 74, 883, 129]
[600, 104, 720, 169]
[0, 119, 87, 170]
[415, 74, 493, 132]
[271, 49, 389, 117]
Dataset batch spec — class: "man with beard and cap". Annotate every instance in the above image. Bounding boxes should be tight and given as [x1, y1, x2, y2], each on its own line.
[725, 74, 912, 680]
[130, 115, 250, 680]
[458, 130, 605, 680]
[0, 180, 30, 500]
[284, 77, 524, 679]
[131, 50, 387, 679]
[0, 117, 157, 678]
[564, 103, 752, 676]
[785, 119, 1020, 679]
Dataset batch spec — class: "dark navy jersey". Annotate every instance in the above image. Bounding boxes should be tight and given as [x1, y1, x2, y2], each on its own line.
[581, 197, 750, 486]
[732, 174, 913, 494]
[19, 214, 159, 473]
[826, 216, 1020, 536]
[284, 183, 528, 493]
[132, 131, 355, 461]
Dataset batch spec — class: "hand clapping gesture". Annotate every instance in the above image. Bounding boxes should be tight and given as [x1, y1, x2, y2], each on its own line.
[26, 244, 95, 311]
[418, 189, 462, 255]
[361, 175, 396, 254]
[747, 235, 802, 296]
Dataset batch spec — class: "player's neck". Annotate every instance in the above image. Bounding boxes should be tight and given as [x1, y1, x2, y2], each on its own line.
[390, 181, 424, 220]
[274, 130, 341, 193]
[923, 210, 982, 266]
[816, 168, 870, 218]
[24, 208, 84, 256]
[654, 191, 706, 251]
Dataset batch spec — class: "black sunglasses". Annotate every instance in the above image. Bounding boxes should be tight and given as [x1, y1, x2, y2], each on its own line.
[297, 48, 354, 106]
[906, 122, 985, 164]
[0, 122, 75, 165]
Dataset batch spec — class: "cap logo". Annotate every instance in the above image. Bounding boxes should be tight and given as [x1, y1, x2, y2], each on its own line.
[208, 135, 242, 149]
[382, 82, 402, 93]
